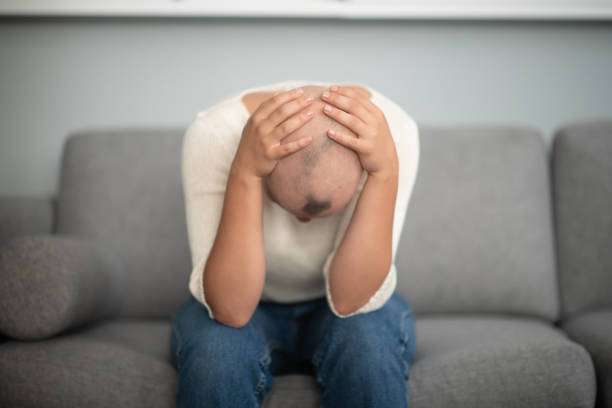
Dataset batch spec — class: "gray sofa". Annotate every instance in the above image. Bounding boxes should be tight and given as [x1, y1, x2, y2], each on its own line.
[0, 119, 610, 408]
[552, 121, 612, 408]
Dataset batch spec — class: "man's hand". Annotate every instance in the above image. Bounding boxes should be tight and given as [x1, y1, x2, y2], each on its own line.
[320, 85, 399, 180]
[232, 87, 315, 179]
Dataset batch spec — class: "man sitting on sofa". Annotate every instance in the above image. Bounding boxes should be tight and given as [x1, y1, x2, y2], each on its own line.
[171, 80, 420, 407]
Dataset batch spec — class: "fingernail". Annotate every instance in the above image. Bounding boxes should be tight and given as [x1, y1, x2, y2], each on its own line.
[322, 91, 330, 99]
[305, 96, 313, 103]
[324, 105, 332, 113]
[330, 85, 339, 92]
[328, 129, 336, 136]
[295, 88, 304, 95]
[305, 110, 313, 117]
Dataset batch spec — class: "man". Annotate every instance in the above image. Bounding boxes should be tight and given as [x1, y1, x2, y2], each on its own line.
[171, 80, 420, 407]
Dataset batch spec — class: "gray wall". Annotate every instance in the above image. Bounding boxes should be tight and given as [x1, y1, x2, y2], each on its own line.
[1, 17, 611, 197]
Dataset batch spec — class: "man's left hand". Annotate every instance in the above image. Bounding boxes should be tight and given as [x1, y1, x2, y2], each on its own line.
[320, 85, 399, 179]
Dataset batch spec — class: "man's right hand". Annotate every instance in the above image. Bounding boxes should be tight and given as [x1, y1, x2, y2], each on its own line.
[232, 87, 315, 179]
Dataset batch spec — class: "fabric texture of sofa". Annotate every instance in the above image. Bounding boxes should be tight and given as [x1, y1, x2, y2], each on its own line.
[553, 120, 612, 408]
[1, 119, 610, 407]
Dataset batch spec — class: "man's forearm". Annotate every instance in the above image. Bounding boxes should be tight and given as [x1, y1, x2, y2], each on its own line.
[328, 170, 399, 316]
[203, 167, 266, 328]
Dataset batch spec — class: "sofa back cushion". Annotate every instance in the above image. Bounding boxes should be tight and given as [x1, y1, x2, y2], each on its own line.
[56, 128, 191, 318]
[56, 125, 561, 321]
[552, 120, 612, 320]
[396, 125, 559, 321]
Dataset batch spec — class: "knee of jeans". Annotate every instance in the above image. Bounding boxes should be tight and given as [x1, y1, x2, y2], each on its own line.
[176, 323, 272, 396]
[314, 327, 403, 388]
[178, 320, 266, 364]
[332, 313, 381, 340]
[314, 315, 390, 367]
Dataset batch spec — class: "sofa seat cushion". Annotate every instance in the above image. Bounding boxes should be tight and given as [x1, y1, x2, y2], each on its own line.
[76, 316, 172, 363]
[264, 316, 596, 408]
[262, 375, 322, 407]
[562, 309, 612, 408]
[0, 318, 176, 408]
[407, 315, 596, 407]
[1, 315, 596, 408]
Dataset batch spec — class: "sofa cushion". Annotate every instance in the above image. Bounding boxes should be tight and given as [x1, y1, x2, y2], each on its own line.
[262, 375, 322, 407]
[0, 322, 177, 408]
[396, 125, 559, 321]
[408, 315, 594, 407]
[552, 119, 612, 319]
[265, 316, 595, 408]
[76, 316, 172, 363]
[562, 309, 612, 408]
[0, 315, 595, 408]
[0, 235, 126, 340]
[56, 128, 192, 318]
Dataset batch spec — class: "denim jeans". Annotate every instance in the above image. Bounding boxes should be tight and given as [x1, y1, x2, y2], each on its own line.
[170, 290, 416, 408]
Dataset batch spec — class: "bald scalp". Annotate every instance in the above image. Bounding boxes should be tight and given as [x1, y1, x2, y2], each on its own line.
[265, 85, 363, 217]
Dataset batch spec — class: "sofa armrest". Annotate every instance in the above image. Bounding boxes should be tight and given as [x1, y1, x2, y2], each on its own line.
[0, 234, 126, 340]
[0, 196, 55, 248]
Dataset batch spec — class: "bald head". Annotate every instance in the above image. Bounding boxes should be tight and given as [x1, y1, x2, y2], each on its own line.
[265, 85, 363, 219]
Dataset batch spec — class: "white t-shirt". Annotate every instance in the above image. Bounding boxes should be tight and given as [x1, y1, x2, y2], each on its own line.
[182, 79, 420, 319]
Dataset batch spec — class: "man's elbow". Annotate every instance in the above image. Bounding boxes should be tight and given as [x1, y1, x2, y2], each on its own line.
[211, 306, 253, 329]
[334, 304, 356, 317]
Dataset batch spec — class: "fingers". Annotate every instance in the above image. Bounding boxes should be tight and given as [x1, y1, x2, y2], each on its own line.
[329, 85, 380, 115]
[321, 102, 369, 136]
[266, 94, 314, 128]
[268, 136, 313, 160]
[321, 89, 375, 125]
[269, 108, 314, 140]
[254, 87, 306, 120]
[342, 85, 373, 101]
[327, 129, 368, 153]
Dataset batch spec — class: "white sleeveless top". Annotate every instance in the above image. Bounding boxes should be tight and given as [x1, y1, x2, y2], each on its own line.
[181, 79, 420, 319]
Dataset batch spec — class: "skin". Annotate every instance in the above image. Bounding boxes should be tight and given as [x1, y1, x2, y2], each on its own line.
[257, 85, 364, 222]
[204, 84, 399, 327]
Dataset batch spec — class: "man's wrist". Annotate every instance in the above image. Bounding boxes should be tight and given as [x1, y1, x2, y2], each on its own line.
[368, 166, 399, 183]
[229, 160, 263, 189]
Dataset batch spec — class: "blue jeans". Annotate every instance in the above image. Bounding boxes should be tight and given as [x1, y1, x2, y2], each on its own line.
[170, 290, 416, 408]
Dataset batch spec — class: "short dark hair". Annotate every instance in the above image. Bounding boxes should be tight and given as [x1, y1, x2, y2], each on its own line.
[295, 115, 344, 215]
[265, 85, 362, 217]
[301, 194, 331, 215]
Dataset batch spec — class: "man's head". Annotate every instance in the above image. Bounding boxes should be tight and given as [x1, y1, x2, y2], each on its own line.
[264, 85, 364, 222]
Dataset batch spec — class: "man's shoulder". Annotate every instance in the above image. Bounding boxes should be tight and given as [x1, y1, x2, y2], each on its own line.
[367, 90, 418, 145]
[183, 98, 247, 161]
[195, 94, 245, 122]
